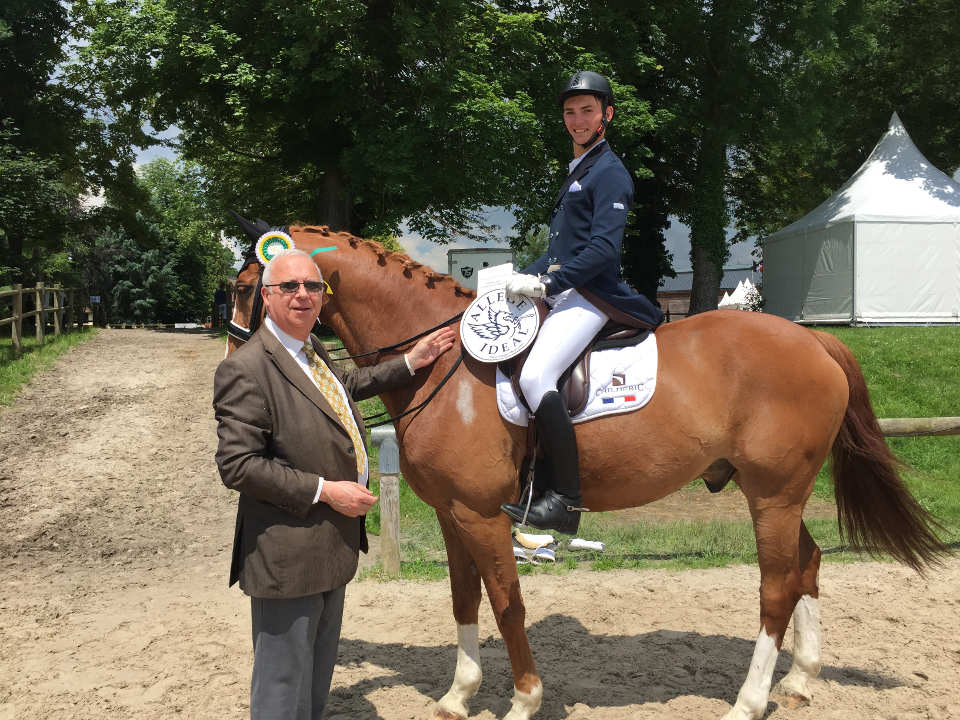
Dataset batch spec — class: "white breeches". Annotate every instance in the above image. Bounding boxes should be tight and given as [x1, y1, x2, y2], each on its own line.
[518, 288, 608, 412]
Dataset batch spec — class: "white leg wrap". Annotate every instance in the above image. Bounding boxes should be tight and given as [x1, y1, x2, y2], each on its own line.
[437, 624, 482, 718]
[722, 628, 779, 720]
[776, 595, 821, 700]
[503, 680, 543, 720]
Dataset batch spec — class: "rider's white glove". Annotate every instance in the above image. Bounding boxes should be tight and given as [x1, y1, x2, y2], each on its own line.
[505, 273, 546, 301]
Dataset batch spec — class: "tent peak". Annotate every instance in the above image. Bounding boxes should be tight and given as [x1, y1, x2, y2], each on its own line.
[771, 112, 960, 239]
[887, 111, 907, 136]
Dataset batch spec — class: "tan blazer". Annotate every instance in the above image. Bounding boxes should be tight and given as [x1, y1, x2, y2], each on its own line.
[213, 328, 411, 598]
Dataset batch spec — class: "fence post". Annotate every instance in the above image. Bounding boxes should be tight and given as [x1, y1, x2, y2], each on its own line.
[35, 282, 45, 345]
[52, 286, 62, 337]
[12, 283, 22, 357]
[370, 426, 401, 576]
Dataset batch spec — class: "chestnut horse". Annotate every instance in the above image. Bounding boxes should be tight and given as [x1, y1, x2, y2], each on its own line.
[227, 224, 946, 720]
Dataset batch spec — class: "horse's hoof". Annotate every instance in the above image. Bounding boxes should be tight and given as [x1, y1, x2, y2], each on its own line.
[433, 708, 466, 720]
[772, 675, 812, 709]
[771, 688, 810, 709]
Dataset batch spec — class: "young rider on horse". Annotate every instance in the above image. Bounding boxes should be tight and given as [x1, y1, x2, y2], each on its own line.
[501, 71, 664, 535]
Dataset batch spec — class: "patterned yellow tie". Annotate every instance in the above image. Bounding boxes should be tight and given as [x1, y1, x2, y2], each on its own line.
[302, 342, 367, 474]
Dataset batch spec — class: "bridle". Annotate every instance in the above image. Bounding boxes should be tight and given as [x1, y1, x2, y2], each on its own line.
[226, 254, 464, 428]
[227, 256, 265, 344]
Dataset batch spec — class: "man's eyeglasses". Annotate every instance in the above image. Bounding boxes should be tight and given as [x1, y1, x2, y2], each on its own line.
[265, 280, 329, 295]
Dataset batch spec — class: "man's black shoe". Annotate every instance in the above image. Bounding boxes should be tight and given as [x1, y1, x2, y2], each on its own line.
[501, 490, 581, 536]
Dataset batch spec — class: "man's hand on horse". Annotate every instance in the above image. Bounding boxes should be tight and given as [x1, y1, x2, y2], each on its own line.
[505, 273, 546, 302]
[320, 480, 378, 517]
[405, 327, 457, 371]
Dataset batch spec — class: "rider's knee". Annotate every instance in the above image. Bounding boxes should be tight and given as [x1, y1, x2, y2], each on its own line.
[518, 374, 550, 413]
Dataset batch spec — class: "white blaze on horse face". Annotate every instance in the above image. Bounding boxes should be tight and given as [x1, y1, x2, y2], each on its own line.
[437, 624, 482, 718]
[503, 679, 543, 720]
[456, 379, 475, 425]
[723, 628, 779, 720]
[776, 595, 821, 701]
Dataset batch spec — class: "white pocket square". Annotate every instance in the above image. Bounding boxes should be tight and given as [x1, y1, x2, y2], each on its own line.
[569, 180, 582, 192]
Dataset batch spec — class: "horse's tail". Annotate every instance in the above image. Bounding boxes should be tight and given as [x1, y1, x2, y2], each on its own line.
[812, 330, 948, 573]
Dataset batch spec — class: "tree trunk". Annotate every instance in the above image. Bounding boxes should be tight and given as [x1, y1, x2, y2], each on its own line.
[318, 167, 354, 232]
[688, 241, 723, 313]
[687, 131, 728, 315]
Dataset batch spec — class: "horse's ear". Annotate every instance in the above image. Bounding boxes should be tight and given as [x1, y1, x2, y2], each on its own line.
[327, 269, 341, 294]
[228, 210, 272, 243]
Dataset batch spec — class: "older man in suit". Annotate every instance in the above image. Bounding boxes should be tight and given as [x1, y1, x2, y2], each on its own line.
[214, 248, 454, 719]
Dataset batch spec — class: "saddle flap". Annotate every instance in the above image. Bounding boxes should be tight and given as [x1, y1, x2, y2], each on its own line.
[503, 321, 651, 418]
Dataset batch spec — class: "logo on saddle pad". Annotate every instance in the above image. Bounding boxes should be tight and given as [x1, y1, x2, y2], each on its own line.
[460, 289, 540, 362]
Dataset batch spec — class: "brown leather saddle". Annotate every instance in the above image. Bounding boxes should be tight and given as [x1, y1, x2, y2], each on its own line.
[498, 300, 651, 417]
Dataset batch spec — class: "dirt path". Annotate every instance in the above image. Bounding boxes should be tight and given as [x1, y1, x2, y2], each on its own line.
[0, 329, 957, 720]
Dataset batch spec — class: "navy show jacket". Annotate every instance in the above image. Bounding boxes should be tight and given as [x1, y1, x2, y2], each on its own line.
[524, 142, 664, 330]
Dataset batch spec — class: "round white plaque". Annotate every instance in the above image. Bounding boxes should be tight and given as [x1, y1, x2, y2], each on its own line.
[460, 289, 540, 362]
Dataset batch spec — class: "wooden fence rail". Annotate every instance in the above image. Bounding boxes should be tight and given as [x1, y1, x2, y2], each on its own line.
[878, 417, 960, 437]
[368, 418, 958, 572]
[0, 283, 82, 357]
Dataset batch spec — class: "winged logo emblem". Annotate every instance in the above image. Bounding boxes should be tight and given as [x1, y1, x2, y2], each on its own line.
[467, 307, 517, 341]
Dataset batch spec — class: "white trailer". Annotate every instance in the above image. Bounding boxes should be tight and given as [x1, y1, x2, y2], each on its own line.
[447, 248, 514, 291]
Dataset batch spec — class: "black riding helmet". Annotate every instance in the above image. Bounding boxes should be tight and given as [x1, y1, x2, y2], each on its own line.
[558, 70, 614, 107]
[558, 71, 614, 148]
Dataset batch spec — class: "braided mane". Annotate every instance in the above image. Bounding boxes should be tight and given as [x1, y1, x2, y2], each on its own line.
[292, 224, 475, 298]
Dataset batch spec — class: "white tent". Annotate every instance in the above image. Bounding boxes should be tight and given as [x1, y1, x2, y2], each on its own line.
[763, 112, 960, 324]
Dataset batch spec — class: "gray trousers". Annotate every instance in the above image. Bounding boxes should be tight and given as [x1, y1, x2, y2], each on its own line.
[250, 585, 346, 720]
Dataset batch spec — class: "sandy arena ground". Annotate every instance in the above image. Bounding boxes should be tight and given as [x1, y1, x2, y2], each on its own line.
[0, 328, 957, 719]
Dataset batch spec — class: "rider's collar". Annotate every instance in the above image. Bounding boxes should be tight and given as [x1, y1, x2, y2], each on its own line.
[568, 139, 606, 174]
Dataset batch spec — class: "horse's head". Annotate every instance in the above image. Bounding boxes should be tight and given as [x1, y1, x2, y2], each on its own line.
[225, 256, 264, 357]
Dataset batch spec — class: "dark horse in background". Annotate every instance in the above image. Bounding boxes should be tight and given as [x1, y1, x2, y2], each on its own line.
[226, 220, 946, 720]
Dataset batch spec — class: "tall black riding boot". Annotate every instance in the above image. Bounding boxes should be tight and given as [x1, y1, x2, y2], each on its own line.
[501, 391, 583, 535]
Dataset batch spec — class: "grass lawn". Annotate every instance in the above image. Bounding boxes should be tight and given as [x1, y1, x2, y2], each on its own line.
[360, 325, 960, 578]
[0, 328, 98, 406]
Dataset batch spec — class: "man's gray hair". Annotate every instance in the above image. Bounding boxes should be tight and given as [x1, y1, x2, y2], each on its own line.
[262, 248, 323, 287]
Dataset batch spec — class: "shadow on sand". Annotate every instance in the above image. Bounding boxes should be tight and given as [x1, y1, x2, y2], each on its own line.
[332, 613, 903, 719]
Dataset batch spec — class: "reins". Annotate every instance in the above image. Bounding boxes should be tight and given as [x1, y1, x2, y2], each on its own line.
[362, 349, 464, 428]
[327, 311, 464, 360]
[325, 311, 465, 428]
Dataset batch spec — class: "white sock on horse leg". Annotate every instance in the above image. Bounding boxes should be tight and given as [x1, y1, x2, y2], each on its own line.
[437, 624, 482, 718]
[776, 595, 821, 700]
[722, 628, 779, 720]
[503, 679, 543, 720]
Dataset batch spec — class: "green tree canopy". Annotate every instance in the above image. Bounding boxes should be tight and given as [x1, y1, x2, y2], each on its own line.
[73, 0, 563, 243]
[730, 0, 960, 246]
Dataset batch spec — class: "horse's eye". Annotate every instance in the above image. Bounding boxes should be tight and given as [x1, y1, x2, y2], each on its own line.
[236, 285, 253, 296]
